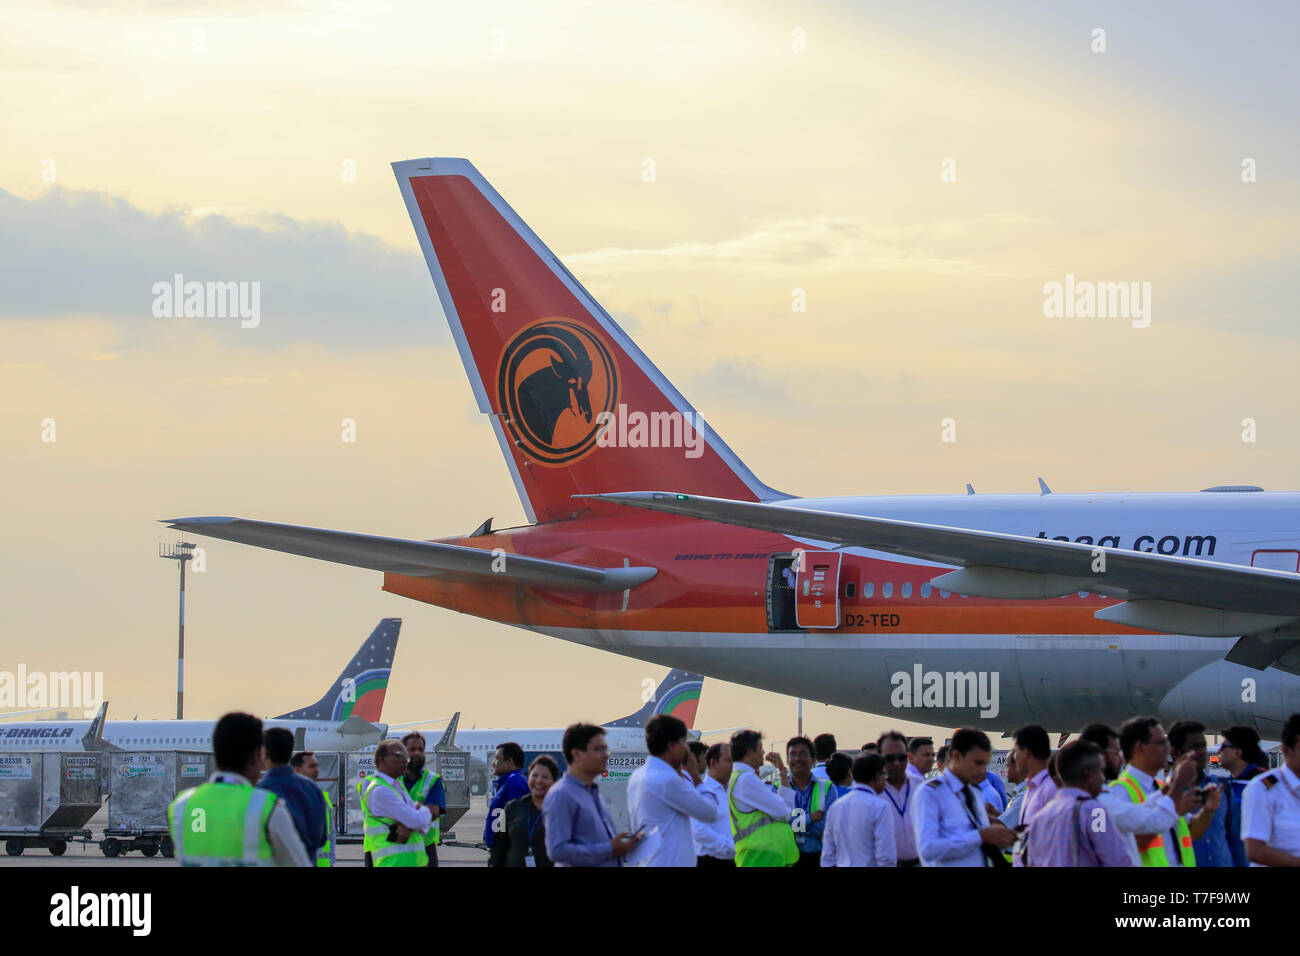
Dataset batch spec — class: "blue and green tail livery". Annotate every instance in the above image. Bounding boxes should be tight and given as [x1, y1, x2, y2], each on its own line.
[605, 669, 703, 729]
[275, 618, 401, 723]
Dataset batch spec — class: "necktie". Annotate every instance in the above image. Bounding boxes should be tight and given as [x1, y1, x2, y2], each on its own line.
[1153, 778, 1181, 867]
[963, 784, 995, 868]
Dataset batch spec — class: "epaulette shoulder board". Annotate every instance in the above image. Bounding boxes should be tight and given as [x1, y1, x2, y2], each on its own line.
[1263, 774, 1278, 790]
[926, 778, 943, 788]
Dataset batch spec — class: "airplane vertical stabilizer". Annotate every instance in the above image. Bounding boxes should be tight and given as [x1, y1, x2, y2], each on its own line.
[393, 158, 783, 523]
[274, 618, 401, 723]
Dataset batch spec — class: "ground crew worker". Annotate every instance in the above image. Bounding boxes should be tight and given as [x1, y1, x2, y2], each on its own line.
[291, 751, 334, 867]
[167, 712, 311, 867]
[361, 740, 433, 867]
[400, 732, 445, 867]
[912, 728, 1016, 867]
[1241, 712, 1300, 866]
[727, 730, 798, 867]
[1101, 716, 1202, 867]
[780, 735, 837, 867]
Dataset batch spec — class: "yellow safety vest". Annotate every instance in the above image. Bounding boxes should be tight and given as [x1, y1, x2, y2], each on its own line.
[401, 769, 442, 847]
[777, 777, 832, 848]
[728, 769, 799, 867]
[361, 776, 429, 867]
[167, 781, 277, 866]
[1113, 771, 1196, 867]
[317, 790, 334, 868]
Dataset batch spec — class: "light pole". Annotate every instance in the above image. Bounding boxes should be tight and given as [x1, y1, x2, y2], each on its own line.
[158, 541, 196, 719]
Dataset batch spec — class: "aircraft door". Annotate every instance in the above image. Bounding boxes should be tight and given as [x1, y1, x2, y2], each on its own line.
[794, 550, 842, 629]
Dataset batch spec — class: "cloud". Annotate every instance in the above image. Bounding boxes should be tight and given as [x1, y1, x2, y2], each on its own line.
[0, 186, 444, 348]
[564, 214, 1042, 276]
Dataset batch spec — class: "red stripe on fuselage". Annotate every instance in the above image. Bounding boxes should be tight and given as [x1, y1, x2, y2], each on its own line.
[381, 513, 1144, 636]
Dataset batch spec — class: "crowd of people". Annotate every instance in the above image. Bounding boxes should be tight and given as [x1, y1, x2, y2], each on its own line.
[165, 709, 1300, 867]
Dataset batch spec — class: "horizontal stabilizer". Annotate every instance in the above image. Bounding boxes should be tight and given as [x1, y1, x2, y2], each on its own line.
[162, 517, 656, 593]
[337, 715, 385, 737]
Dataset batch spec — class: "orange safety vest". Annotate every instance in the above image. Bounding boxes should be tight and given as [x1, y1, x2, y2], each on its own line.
[1112, 771, 1196, 867]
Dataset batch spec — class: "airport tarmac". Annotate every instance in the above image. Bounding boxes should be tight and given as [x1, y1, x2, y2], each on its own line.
[0, 802, 493, 867]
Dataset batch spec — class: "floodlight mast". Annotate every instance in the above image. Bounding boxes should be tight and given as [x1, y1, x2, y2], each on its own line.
[158, 541, 197, 719]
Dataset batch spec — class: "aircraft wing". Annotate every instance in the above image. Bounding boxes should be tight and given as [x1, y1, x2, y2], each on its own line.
[582, 492, 1300, 670]
[161, 517, 656, 593]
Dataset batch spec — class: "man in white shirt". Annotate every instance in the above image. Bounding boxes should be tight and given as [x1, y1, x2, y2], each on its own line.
[878, 730, 921, 865]
[1097, 717, 1201, 866]
[626, 714, 718, 866]
[811, 733, 836, 782]
[728, 730, 799, 867]
[907, 736, 935, 784]
[693, 741, 735, 866]
[913, 728, 1016, 867]
[822, 753, 896, 867]
[364, 740, 434, 866]
[1241, 712, 1300, 867]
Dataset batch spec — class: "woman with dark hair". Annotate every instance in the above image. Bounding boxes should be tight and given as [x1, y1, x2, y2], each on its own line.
[1219, 726, 1267, 867]
[489, 755, 560, 867]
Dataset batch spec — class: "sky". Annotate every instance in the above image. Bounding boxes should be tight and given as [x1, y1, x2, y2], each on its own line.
[2, 1, 1298, 748]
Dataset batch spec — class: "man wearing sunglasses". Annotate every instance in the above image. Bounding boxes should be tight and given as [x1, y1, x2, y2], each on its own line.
[878, 730, 920, 866]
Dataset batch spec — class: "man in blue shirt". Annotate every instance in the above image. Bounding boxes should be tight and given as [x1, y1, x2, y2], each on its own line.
[1219, 725, 1268, 867]
[543, 723, 640, 866]
[484, 741, 530, 849]
[780, 735, 838, 866]
[1169, 720, 1230, 866]
[257, 727, 327, 859]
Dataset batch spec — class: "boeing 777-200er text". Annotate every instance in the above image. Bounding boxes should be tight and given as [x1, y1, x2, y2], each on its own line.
[168, 158, 1300, 735]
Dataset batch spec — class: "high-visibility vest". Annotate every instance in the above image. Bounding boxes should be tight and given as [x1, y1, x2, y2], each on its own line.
[778, 777, 832, 846]
[361, 776, 428, 867]
[167, 781, 277, 866]
[1112, 771, 1196, 867]
[728, 770, 799, 867]
[402, 769, 442, 846]
[317, 790, 334, 868]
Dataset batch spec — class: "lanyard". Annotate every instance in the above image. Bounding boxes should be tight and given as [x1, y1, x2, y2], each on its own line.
[793, 779, 815, 812]
[884, 780, 911, 818]
[526, 803, 541, 844]
[588, 786, 614, 840]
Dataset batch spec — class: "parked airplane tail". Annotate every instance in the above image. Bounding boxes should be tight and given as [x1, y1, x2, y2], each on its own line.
[392, 158, 782, 524]
[604, 669, 704, 730]
[274, 618, 401, 723]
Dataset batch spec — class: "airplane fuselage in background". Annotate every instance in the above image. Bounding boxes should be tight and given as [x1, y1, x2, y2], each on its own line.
[384, 491, 1300, 734]
[0, 719, 382, 753]
[385, 726, 650, 796]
